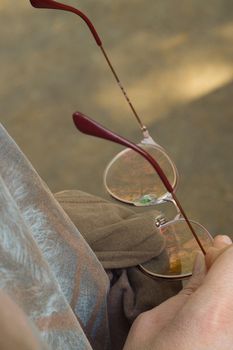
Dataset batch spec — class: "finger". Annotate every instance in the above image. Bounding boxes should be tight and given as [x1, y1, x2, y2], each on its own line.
[205, 235, 232, 270]
[200, 245, 233, 305]
[137, 252, 207, 338]
[132, 238, 233, 344]
[181, 251, 206, 296]
[213, 234, 232, 249]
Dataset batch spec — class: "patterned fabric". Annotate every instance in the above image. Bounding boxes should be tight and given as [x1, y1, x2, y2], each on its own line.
[0, 124, 110, 350]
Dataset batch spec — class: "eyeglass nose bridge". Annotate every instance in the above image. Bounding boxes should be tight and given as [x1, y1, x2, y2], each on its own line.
[154, 208, 182, 229]
[163, 194, 183, 220]
[153, 196, 183, 228]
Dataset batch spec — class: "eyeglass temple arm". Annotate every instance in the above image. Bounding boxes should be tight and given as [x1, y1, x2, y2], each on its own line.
[73, 112, 173, 193]
[72, 111, 206, 255]
[29, 0, 146, 131]
[29, 0, 102, 46]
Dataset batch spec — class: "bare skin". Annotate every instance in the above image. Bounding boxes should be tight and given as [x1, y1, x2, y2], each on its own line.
[0, 291, 46, 350]
[124, 235, 233, 350]
[0, 235, 232, 349]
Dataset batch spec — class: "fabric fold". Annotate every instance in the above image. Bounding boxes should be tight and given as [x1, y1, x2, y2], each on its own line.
[56, 190, 182, 350]
[55, 190, 166, 269]
[0, 124, 110, 350]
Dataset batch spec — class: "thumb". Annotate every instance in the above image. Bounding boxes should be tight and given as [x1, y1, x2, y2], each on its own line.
[205, 235, 232, 270]
[181, 251, 206, 296]
[132, 252, 206, 338]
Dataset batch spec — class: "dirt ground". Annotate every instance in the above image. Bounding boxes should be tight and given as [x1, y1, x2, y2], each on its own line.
[1, 0, 233, 236]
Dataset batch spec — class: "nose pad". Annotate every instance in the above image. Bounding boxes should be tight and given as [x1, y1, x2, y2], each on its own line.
[174, 213, 182, 220]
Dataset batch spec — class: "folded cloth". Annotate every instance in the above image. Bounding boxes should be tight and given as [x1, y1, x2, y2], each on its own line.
[55, 190, 182, 350]
[55, 190, 166, 269]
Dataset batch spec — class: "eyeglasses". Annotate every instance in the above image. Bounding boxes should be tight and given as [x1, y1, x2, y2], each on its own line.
[30, 0, 213, 278]
[73, 112, 213, 279]
[29, 0, 179, 204]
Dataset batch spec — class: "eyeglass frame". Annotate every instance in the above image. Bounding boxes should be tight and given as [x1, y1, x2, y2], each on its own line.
[72, 111, 213, 258]
[29, 0, 214, 275]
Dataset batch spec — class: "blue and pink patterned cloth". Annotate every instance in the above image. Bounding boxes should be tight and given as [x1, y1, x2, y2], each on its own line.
[0, 123, 110, 349]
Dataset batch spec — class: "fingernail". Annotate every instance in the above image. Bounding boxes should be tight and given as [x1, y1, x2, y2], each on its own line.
[192, 251, 205, 276]
[220, 235, 232, 245]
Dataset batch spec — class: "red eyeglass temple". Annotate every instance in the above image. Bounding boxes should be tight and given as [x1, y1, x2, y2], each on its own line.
[29, 0, 102, 45]
[72, 111, 206, 255]
[29, 0, 145, 131]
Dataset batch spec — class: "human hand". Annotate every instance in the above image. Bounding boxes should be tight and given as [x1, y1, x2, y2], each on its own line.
[0, 290, 45, 350]
[123, 235, 233, 350]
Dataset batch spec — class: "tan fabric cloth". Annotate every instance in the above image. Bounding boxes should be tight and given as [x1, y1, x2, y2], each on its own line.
[55, 190, 166, 269]
[55, 190, 182, 350]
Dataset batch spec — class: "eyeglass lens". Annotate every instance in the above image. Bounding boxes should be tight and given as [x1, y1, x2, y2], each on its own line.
[104, 144, 177, 205]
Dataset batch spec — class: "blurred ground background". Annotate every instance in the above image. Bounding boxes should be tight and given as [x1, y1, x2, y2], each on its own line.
[1, 0, 233, 236]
